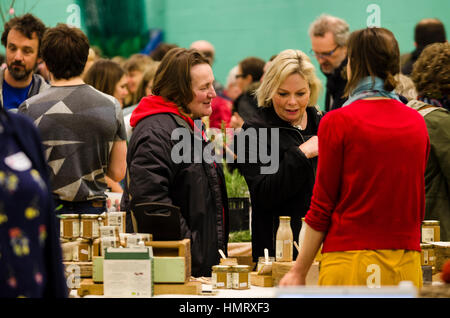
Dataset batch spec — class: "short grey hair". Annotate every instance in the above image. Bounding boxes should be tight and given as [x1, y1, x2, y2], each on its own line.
[308, 14, 350, 47]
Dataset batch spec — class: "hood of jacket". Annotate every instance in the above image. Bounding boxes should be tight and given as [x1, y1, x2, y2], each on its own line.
[130, 95, 194, 129]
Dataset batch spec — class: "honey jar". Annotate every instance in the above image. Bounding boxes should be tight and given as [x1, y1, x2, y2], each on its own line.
[420, 243, 435, 267]
[421, 220, 440, 243]
[60, 214, 80, 239]
[231, 265, 250, 290]
[80, 214, 102, 239]
[73, 238, 91, 262]
[212, 265, 231, 289]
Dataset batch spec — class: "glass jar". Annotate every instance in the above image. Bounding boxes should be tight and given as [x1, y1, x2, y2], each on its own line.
[231, 265, 250, 290]
[420, 243, 435, 267]
[80, 214, 102, 239]
[212, 265, 231, 289]
[276, 216, 293, 262]
[421, 220, 440, 243]
[60, 214, 80, 239]
[257, 256, 275, 274]
[73, 238, 91, 262]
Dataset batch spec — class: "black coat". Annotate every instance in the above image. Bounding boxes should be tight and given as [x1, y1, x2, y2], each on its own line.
[121, 113, 229, 277]
[324, 58, 348, 112]
[237, 106, 322, 262]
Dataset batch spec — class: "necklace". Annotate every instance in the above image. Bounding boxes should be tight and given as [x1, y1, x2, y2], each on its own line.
[293, 111, 307, 130]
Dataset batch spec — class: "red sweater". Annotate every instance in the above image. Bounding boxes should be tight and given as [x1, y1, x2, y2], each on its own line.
[305, 99, 430, 253]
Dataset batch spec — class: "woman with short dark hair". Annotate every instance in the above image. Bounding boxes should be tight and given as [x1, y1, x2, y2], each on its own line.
[122, 48, 229, 277]
[281, 27, 430, 288]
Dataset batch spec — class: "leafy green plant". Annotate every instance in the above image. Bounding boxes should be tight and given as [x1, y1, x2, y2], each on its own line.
[228, 230, 251, 243]
[223, 164, 249, 198]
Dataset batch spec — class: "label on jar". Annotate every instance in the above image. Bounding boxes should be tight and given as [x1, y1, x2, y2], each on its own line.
[212, 272, 231, 289]
[232, 272, 249, 289]
[423, 250, 429, 265]
[276, 239, 292, 261]
[107, 212, 124, 233]
[422, 228, 435, 242]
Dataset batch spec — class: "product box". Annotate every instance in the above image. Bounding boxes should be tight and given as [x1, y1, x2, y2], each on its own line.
[153, 257, 185, 283]
[103, 246, 154, 298]
[92, 256, 104, 283]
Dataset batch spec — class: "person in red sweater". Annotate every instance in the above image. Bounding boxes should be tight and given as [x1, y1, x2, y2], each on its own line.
[280, 27, 430, 288]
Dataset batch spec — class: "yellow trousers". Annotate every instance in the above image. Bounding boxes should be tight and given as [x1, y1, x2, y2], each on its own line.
[318, 249, 422, 288]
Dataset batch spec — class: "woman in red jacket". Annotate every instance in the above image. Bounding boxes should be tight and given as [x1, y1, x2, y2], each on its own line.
[280, 27, 430, 288]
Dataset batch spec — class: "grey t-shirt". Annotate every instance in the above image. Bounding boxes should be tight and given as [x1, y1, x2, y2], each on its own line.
[19, 84, 126, 202]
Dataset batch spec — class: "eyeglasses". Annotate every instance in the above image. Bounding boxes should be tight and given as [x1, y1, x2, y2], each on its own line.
[235, 74, 245, 79]
[310, 45, 340, 59]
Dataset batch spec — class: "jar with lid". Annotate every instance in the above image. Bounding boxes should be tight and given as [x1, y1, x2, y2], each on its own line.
[73, 238, 91, 262]
[420, 243, 435, 267]
[276, 216, 293, 262]
[212, 265, 231, 289]
[60, 214, 80, 239]
[231, 265, 250, 290]
[421, 220, 440, 243]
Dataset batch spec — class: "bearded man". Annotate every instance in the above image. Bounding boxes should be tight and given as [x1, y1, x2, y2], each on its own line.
[1, 14, 48, 111]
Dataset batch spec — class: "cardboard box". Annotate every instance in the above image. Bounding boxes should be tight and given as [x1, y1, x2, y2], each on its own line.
[103, 247, 154, 298]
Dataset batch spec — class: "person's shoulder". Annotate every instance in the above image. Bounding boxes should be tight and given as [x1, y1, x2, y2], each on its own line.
[135, 112, 178, 132]
[33, 73, 50, 90]
[81, 84, 119, 105]
[6, 110, 39, 135]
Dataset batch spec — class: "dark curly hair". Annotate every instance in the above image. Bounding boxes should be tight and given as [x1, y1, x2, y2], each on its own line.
[411, 42, 450, 99]
[1, 14, 47, 57]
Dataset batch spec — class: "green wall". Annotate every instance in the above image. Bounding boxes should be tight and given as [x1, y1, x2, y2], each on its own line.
[1, 0, 449, 107]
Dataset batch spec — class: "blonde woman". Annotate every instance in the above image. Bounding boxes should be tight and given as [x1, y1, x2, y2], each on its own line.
[238, 49, 323, 263]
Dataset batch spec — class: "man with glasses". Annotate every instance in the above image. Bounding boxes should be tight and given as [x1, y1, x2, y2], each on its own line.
[308, 14, 350, 112]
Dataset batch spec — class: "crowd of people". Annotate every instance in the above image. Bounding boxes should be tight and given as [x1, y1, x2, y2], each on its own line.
[0, 12, 448, 297]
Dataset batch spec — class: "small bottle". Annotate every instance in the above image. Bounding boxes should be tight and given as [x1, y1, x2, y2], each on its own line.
[276, 216, 293, 262]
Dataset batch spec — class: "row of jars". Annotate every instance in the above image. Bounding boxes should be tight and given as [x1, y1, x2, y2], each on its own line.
[276, 217, 442, 263]
[212, 265, 251, 290]
[59, 212, 126, 240]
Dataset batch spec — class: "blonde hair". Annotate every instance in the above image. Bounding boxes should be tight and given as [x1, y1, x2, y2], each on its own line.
[394, 74, 417, 101]
[256, 49, 322, 107]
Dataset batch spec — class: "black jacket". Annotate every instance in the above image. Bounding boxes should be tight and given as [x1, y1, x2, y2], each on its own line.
[237, 106, 322, 262]
[325, 58, 348, 112]
[121, 113, 229, 277]
[233, 82, 260, 122]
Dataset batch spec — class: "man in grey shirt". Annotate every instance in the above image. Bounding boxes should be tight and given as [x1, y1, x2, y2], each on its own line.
[19, 24, 127, 214]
